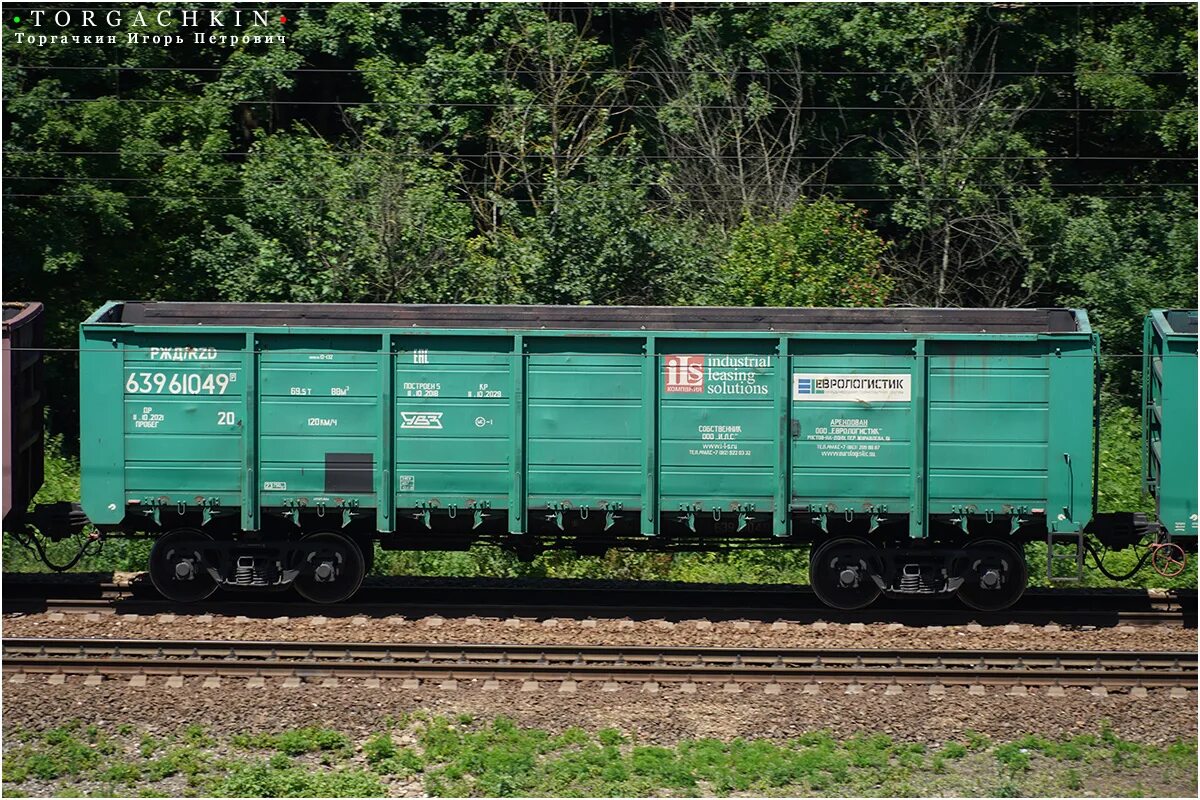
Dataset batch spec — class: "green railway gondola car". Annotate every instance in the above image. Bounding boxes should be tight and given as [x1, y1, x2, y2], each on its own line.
[80, 302, 1101, 608]
[1143, 309, 1198, 541]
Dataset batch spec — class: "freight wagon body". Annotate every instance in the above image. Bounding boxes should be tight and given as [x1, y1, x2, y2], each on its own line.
[1143, 309, 1198, 541]
[80, 302, 1098, 608]
[2, 302, 45, 527]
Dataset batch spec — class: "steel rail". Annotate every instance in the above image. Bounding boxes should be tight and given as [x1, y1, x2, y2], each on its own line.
[3, 638, 1195, 688]
[3, 579, 1190, 628]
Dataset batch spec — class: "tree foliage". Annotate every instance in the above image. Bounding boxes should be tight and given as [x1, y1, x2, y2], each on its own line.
[2, 2, 1195, 423]
[714, 199, 890, 307]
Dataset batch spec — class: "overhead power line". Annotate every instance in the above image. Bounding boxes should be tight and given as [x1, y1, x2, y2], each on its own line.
[3, 192, 1187, 204]
[4, 150, 1195, 161]
[9, 64, 1192, 77]
[6, 176, 1195, 188]
[2, 97, 1190, 112]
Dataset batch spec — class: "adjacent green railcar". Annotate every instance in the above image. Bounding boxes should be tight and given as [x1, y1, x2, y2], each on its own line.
[80, 302, 1099, 608]
[1143, 309, 1198, 541]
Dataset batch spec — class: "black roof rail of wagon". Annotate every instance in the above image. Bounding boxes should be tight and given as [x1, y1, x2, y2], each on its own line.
[104, 302, 1083, 334]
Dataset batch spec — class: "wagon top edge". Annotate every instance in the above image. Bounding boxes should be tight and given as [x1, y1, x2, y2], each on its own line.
[1150, 309, 1198, 338]
[1, 301, 44, 331]
[86, 301, 1090, 335]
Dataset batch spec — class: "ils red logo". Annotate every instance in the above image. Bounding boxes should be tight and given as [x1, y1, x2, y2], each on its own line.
[664, 355, 704, 393]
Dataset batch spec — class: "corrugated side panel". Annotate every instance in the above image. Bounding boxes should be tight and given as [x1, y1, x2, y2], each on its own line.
[790, 340, 915, 516]
[927, 345, 1050, 512]
[526, 339, 644, 511]
[394, 336, 513, 512]
[258, 334, 381, 511]
[121, 333, 246, 505]
[658, 340, 778, 513]
[1156, 322, 1198, 536]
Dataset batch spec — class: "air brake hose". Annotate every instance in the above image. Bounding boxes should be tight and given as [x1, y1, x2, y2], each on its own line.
[9, 528, 103, 572]
[1082, 539, 1154, 582]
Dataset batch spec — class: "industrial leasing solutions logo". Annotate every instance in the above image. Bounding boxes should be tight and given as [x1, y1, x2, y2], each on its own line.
[7, 6, 290, 48]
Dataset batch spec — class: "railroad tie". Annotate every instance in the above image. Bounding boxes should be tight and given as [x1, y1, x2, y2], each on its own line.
[559, 680, 578, 694]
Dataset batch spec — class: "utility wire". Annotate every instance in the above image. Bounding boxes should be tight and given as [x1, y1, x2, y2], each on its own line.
[9, 65, 1192, 77]
[5, 176, 1196, 188]
[2, 97, 1190, 111]
[4, 150, 1195, 161]
[3, 193, 1188, 203]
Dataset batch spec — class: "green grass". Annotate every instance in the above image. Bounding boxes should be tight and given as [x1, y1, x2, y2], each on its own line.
[1, 718, 1195, 798]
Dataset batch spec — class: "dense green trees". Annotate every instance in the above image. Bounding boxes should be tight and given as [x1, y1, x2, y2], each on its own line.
[3, 2, 1195, 425]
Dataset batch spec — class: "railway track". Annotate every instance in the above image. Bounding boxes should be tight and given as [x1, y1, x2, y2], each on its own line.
[2, 574, 1192, 628]
[3, 637, 1196, 692]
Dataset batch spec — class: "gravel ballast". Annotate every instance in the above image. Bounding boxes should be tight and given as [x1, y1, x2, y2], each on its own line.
[3, 611, 1194, 651]
[2, 677, 1195, 747]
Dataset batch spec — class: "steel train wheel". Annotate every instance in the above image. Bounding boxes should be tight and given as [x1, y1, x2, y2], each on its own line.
[354, 536, 376, 576]
[149, 529, 219, 603]
[809, 537, 883, 610]
[293, 532, 366, 604]
[957, 539, 1028, 611]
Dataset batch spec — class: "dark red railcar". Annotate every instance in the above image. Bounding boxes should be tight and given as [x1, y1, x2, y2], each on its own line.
[2, 301, 45, 526]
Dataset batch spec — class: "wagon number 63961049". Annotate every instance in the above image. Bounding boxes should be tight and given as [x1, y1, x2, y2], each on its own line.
[125, 371, 237, 395]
